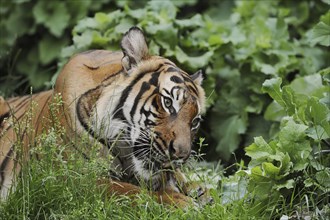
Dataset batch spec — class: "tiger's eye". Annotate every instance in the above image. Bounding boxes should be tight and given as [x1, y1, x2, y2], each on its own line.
[164, 97, 172, 108]
[191, 117, 201, 129]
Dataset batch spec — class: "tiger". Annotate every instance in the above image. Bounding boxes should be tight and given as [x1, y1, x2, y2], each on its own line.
[0, 27, 211, 207]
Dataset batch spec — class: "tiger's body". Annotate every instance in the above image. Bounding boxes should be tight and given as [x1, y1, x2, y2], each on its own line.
[0, 27, 208, 207]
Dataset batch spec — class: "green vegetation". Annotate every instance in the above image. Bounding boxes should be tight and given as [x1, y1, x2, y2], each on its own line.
[1, 0, 329, 219]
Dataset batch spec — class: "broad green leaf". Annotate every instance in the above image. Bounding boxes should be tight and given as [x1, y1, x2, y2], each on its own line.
[264, 101, 286, 121]
[305, 97, 330, 137]
[72, 30, 94, 49]
[306, 126, 330, 140]
[262, 78, 285, 107]
[246, 136, 274, 160]
[278, 118, 311, 171]
[38, 34, 69, 65]
[33, 1, 70, 37]
[175, 14, 203, 28]
[304, 178, 314, 187]
[290, 74, 327, 98]
[6, 6, 36, 38]
[147, 0, 177, 20]
[279, 153, 292, 175]
[262, 162, 280, 177]
[282, 86, 297, 115]
[309, 21, 330, 46]
[213, 115, 247, 160]
[316, 169, 330, 188]
[320, 11, 330, 25]
[174, 46, 213, 69]
[278, 118, 308, 144]
[275, 179, 294, 190]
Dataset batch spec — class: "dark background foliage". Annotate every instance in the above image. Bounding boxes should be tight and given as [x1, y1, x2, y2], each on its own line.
[0, 0, 329, 165]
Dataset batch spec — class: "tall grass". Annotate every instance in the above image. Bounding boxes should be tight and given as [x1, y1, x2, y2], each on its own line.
[1, 97, 326, 219]
[0, 119, 261, 219]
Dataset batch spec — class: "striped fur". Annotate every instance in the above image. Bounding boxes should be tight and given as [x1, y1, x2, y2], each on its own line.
[0, 27, 205, 204]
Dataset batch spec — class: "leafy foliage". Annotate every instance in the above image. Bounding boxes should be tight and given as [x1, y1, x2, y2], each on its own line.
[52, 0, 329, 161]
[0, 0, 113, 96]
[238, 69, 330, 217]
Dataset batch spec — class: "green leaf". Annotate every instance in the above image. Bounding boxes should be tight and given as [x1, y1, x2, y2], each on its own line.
[262, 162, 280, 177]
[175, 14, 203, 28]
[305, 97, 330, 138]
[245, 136, 274, 160]
[309, 21, 330, 46]
[6, 5, 36, 38]
[38, 34, 69, 65]
[33, 1, 70, 37]
[262, 78, 285, 107]
[306, 126, 330, 140]
[213, 115, 247, 160]
[264, 101, 286, 122]
[278, 118, 311, 171]
[276, 179, 294, 190]
[316, 169, 330, 188]
[174, 46, 213, 69]
[282, 86, 297, 115]
[290, 74, 327, 98]
[146, 0, 177, 20]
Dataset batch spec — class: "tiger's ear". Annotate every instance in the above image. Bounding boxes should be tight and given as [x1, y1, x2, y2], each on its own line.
[121, 27, 149, 74]
[191, 69, 204, 85]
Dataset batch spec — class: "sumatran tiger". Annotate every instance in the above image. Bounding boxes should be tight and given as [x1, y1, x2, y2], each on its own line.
[0, 27, 211, 207]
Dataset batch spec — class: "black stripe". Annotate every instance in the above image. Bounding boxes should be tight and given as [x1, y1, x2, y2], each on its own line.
[0, 147, 13, 188]
[130, 82, 150, 120]
[168, 140, 175, 157]
[149, 71, 160, 86]
[113, 64, 163, 120]
[76, 87, 108, 148]
[151, 98, 159, 112]
[187, 85, 198, 96]
[113, 72, 149, 120]
[167, 67, 180, 73]
[155, 138, 166, 155]
[170, 75, 184, 84]
[102, 68, 124, 85]
[164, 61, 176, 67]
[170, 86, 181, 98]
[156, 134, 168, 152]
[182, 75, 198, 91]
[163, 88, 171, 96]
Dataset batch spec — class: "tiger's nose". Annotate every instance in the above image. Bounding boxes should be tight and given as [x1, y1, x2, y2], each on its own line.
[169, 144, 191, 161]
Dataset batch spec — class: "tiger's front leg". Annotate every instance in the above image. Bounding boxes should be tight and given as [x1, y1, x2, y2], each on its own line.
[169, 169, 214, 207]
[97, 179, 195, 208]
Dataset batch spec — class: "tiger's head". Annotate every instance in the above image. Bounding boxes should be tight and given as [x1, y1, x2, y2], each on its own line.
[75, 27, 205, 179]
[112, 27, 205, 174]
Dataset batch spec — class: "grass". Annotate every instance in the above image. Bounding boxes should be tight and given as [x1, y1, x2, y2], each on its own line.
[1, 99, 328, 220]
[0, 127, 264, 220]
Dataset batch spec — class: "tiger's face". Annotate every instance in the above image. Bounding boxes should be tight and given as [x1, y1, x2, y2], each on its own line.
[80, 27, 205, 179]
[115, 28, 205, 178]
[123, 62, 204, 174]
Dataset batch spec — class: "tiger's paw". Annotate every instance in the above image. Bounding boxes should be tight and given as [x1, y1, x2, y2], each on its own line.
[184, 182, 214, 207]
